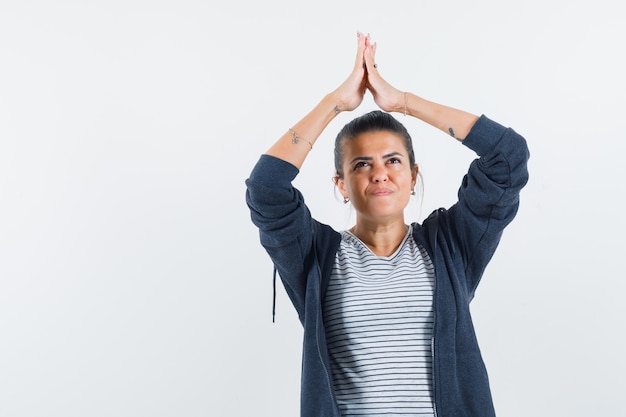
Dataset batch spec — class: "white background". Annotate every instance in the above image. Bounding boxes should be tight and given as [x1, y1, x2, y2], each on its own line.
[1, 1, 624, 416]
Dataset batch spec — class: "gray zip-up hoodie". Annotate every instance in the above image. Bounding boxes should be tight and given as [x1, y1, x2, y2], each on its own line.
[246, 115, 529, 417]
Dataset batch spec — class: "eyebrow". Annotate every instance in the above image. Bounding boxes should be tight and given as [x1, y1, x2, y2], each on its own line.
[349, 152, 404, 165]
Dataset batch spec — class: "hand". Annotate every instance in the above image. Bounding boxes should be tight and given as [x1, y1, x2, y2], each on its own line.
[331, 32, 368, 112]
[364, 36, 404, 113]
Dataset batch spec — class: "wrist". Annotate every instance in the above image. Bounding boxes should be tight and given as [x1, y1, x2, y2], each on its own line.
[391, 91, 407, 115]
[324, 92, 343, 116]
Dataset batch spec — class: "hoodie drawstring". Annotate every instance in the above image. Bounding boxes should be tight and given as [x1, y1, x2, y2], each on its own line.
[272, 266, 277, 323]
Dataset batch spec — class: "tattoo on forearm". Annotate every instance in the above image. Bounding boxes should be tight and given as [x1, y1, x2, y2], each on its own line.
[448, 127, 455, 138]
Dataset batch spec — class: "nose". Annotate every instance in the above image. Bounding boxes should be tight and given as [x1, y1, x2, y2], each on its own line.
[371, 164, 388, 183]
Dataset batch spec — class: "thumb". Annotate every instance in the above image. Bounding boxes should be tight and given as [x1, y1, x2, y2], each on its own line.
[354, 31, 367, 70]
[364, 40, 378, 73]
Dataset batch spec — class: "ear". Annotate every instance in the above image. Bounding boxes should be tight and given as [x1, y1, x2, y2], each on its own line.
[334, 175, 349, 199]
[412, 164, 419, 186]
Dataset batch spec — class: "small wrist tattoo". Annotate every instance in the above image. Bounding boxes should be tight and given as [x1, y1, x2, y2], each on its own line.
[448, 127, 456, 138]
[334, 105, 341, 115]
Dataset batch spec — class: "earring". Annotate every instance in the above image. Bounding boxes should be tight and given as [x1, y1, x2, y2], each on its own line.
[343, 197, 350, 204]
[410, 190, 416, 196]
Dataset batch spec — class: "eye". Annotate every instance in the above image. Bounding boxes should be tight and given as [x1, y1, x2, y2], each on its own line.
[387, 157, 401, 164]
[353, 161, 369, 170]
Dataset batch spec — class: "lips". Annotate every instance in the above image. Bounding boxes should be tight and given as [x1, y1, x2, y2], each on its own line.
[370, 188, 393, 196]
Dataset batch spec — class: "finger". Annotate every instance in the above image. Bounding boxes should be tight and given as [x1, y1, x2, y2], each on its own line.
[354, 32, 366, 69]
[364, 41, 378, 72]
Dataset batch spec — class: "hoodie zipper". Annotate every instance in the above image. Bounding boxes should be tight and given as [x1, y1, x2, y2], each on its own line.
[431, 336, 438, 417]
[317, 311, 340, 416]
[312, 228, 341, 416]
[429, 213, 441, 417]
[430, 268, 438, 417]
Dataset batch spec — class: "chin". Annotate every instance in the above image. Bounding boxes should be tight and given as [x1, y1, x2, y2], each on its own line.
[362, 207, 405, 221]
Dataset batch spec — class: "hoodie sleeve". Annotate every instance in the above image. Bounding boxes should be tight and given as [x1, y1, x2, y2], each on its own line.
[245, 154, 313, 317]
[446, 115, 530, 297]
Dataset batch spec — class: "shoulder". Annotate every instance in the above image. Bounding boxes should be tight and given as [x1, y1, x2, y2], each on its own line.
[313, 220, 342, 255]
[411, 207, 461, 251]
[312, 220, 342, 281]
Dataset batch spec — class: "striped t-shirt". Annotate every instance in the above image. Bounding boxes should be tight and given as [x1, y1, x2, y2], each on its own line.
[323, 225, 436, 416]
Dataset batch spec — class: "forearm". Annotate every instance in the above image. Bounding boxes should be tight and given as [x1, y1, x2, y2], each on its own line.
[266, 93, 340, 169]
[403, 92, 479, 141]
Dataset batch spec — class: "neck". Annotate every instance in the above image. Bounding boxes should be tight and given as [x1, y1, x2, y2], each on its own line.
[350, 218, 409, 257]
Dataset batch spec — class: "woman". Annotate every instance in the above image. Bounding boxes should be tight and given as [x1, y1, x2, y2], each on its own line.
[246, 32, 529, 417]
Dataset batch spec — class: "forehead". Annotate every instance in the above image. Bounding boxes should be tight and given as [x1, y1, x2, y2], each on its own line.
[343, 130, 407, 156]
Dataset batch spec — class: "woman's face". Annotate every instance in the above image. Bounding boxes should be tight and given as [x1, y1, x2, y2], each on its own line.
[336, 131, 417, 223]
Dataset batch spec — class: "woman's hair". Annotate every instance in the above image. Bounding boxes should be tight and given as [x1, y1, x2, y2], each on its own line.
[334, 110, 416, 178]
